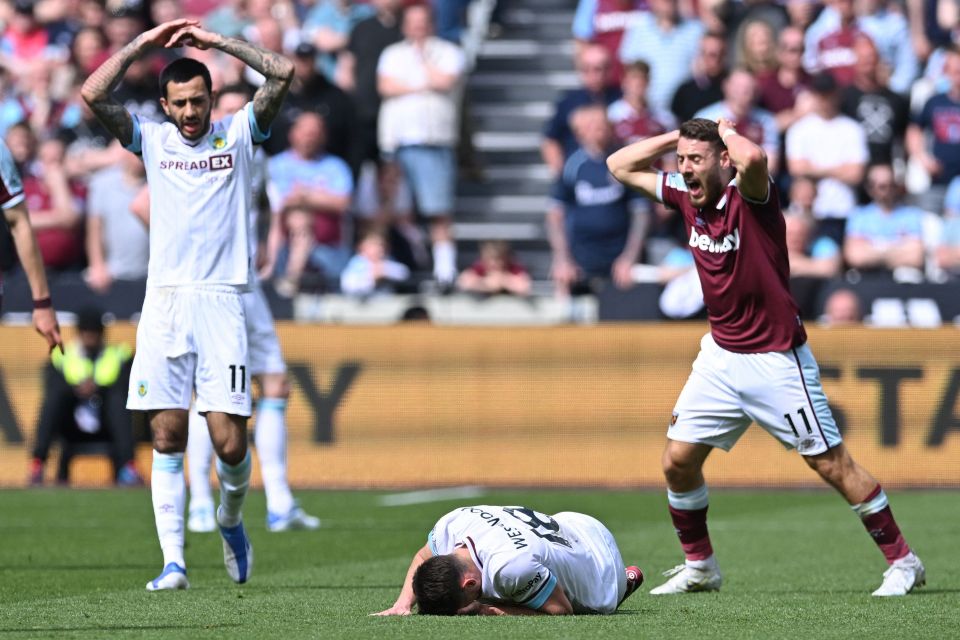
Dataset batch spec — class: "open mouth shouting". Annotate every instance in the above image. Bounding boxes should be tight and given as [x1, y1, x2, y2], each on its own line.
[684, 175, 704, 201]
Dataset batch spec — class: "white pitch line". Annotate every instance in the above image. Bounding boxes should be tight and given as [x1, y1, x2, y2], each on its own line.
[379, 486, 486, 507]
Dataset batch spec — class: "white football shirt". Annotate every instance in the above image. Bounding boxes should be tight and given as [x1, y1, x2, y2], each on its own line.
[125, 102, 268, 288]
[427, 506, 615, 613]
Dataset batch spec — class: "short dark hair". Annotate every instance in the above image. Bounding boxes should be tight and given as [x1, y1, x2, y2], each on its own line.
[412, 555, 463, 615]
[623, 60, 650, 79]
[159, 58, 212, 98]
[679, 118, 723, 153]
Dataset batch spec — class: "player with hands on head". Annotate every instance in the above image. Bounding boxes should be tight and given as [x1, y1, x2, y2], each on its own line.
[81, 19, 294, 591]
[374, 505, 643, 616]
[607, 116, 924, 597]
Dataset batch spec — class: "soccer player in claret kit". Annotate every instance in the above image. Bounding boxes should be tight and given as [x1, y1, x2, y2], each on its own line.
[607, 117, 925, 597]
[81, 19, 294, 590]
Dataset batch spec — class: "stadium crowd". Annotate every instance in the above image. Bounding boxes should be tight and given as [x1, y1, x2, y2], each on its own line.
[0, 0, 959, 321]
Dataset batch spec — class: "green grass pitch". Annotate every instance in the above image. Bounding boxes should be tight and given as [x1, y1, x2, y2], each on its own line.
[0, 489, 956, 639]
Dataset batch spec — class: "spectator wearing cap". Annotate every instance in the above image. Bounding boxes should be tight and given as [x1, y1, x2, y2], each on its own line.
[786, 71, 868, 243]
[262, 41, 357, 168]
[29, 307, 140, 486]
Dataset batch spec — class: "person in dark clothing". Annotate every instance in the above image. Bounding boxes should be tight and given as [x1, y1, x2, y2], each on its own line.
[671, 32, 728, 124]
[262, 42, 357, 168]
[29, 307, 141, 486]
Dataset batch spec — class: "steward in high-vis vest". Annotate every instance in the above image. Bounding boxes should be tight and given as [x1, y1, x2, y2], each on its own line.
[29, 307, 142, 486]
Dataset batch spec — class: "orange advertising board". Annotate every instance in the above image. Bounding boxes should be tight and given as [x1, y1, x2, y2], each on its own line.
[0, 324, 958, 487]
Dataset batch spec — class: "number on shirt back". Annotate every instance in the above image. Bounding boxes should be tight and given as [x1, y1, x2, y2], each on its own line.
[503, 507, 572, 548]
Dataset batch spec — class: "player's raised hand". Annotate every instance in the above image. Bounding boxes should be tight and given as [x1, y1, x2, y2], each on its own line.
[33, 307, 63, 354]
[139, 19, 201, 49]
[717, 117, 736, 142]
[165, 24, 220, 50]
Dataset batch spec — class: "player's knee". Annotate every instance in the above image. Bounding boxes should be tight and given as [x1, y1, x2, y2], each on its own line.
[661, 449, 698, 485]
[216, 438, 248, 466]
[152, 430, 187, 453]
[804, 448, 850, 483]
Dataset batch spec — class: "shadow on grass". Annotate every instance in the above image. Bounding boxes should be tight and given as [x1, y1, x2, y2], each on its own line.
[0, 624, 242, 634]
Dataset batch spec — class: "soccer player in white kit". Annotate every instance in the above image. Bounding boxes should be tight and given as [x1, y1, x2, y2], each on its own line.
[375, 506, 643, 616]
[607, 117, 924, 596]
[184, 85, 320, 534]
[81, 19, 294, 591]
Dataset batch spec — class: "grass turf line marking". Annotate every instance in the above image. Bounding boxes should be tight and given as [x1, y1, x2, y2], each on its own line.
[378, 486, 485, 507]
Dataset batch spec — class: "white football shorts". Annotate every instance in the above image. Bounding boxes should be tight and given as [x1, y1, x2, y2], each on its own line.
[127, 285, 251, 417]
[553, 512, 627, 614]
[669, 333, 842, 456]
[244, 281, 286, 376]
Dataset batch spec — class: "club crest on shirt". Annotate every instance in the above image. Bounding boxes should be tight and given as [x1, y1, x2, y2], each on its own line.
[670, 412, 678, 427]
[209, 133, 227, 150]
[137, 381, 148, 397]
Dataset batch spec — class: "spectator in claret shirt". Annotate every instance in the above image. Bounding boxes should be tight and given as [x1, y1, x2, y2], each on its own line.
[608, 60, 675, 149]
[756, 26, 811, 135]
[457, 240, 532, 296]
[7, 124, 84, 272]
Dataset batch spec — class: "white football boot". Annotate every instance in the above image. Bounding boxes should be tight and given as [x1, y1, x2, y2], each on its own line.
[649, 558, 722, 595]
[218, 507, 253, 584]
[146, 563, 189, 591]
[266, 505, 321, 532]
[872, 553, 926, 597]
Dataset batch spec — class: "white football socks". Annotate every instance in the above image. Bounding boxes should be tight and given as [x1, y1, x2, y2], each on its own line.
[254, 398, 295, 517]
[151, 451, 186, 568]
[216, 450, 251, 528]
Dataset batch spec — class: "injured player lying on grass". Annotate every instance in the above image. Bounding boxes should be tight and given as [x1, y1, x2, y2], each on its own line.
[373, 505, 643, 616]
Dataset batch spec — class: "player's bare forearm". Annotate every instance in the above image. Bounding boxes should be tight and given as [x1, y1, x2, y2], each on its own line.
[718, 118, 768, 200]
[80, 38, 147, 145]
[373, 544, 432, 615]
[5, 204, 51, 300]
[607, 131, 679, 198]
[213, 36, 293, 130]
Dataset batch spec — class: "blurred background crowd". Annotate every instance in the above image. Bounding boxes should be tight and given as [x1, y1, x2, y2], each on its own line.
[0, 0, 959, 327]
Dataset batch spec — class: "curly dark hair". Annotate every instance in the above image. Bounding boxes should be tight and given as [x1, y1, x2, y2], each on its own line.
[679, 118, 723, 153]
[412, 555, 464, 615]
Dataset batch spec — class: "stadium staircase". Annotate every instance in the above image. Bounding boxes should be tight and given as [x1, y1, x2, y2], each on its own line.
[456, 0, 578, 281]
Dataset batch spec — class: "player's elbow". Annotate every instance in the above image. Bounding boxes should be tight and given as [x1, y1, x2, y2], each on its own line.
[606, 154, 629, 183]
[742, 146, 767, 173]
[540, 601, 574, 615]
[79, 82, 99, 107]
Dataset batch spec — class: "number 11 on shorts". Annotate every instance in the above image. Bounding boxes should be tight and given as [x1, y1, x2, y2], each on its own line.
[229, 364, 246, 393]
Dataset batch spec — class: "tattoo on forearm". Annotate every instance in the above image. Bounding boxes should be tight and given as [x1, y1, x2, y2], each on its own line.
[82, 38, 146, 145]
[215, 37, 293, 129]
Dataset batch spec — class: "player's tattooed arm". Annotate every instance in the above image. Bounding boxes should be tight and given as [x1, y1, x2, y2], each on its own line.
[217, 38, 294, 132]
[81, 20, 200, 145]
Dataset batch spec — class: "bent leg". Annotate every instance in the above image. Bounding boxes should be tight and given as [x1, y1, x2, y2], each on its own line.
[207, 411, 250, 527]
[805, 444, 912, 563]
